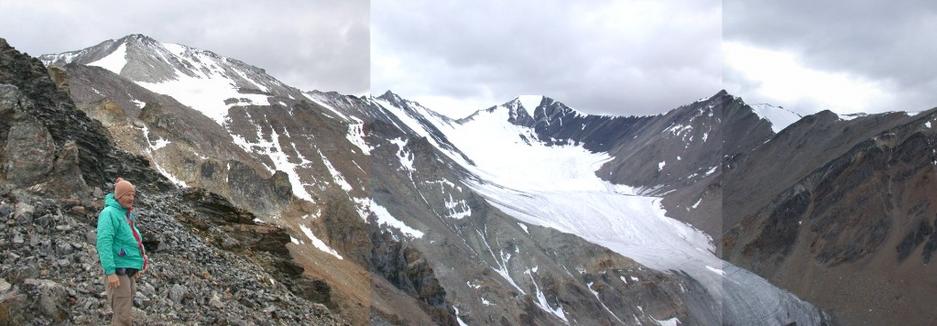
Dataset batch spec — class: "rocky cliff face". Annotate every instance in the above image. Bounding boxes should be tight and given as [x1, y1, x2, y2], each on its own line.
[0, 37, 344, 325]
[720, 108, 937, 325]
[595, 88, 937, 324]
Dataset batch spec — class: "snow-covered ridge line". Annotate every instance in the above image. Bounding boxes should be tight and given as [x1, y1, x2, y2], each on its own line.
[749, 103, 803, 133]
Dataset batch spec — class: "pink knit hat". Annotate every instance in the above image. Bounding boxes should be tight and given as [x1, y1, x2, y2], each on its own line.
[114, 177, 135, 199]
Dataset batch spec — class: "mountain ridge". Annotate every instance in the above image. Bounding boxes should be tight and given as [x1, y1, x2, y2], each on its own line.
[37, 33, 934, 325]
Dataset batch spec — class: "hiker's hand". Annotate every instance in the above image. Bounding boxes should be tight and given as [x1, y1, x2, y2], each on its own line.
[107, 274, 120, 288]
[135, 262, 148, 280]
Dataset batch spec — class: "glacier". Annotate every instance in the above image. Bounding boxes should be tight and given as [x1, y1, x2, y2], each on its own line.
[376, 96, 828, 325]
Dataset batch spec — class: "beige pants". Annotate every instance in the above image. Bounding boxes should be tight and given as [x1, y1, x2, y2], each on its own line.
[105, 274, 136, 326]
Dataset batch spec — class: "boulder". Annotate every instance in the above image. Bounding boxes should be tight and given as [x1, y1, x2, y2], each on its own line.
[2, 115, 55, 187]
[169, 284, 187, 304]
[21, 278, 68, 322]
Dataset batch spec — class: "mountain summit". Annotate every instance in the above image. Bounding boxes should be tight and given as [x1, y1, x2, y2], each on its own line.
[41, 34, 301, 126]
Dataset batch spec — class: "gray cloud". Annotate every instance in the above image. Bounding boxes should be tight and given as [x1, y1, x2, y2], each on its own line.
[0, 0, 369, 95]
[371, 0, 723, 116]
[725, 0, 937, 113]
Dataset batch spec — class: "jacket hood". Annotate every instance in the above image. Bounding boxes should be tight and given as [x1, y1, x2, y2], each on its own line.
[104, 193, 126, 211]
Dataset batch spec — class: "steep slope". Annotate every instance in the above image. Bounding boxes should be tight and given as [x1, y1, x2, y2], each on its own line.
[0, 37, 343, 325]
[53, 63, 294, 217]
[721, 108, 937, 325]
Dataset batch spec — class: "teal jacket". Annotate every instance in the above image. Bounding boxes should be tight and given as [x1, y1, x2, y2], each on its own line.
[96, 193, 145, 275]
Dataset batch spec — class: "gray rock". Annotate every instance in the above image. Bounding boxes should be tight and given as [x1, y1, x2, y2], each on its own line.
[221, 237, 240, 250]
[140, 282, 156, 296]
[84, 230, 97, 244]
[2, 116, 55, 187]
[132, 307, 148, 323]
[133, 291, 148, 306]
[0, 204, 12, 219]
[55, 242, 73, 255]
[22, 278, 68, 321]
[12, 232, 23, 244]
[209, 291, 224, 309]
[13, 202, 34, 224]
[169, 284, 187, 304]
[0, 278, 10, 293]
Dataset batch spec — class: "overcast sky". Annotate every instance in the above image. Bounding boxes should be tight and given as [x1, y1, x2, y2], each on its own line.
[2, 1, 933, 117]
[0, 0, 369, 95]
[724, 0, 937, 115]
[372, 0, 723, 117]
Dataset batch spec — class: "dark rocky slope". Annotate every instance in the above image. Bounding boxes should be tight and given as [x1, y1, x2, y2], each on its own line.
[722, 108, 937, 325]
[0, 37, 344, 325]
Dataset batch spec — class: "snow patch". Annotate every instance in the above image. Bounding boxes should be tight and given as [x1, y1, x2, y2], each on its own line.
[664, 123, 692, 136]
[354, 198, 424, 238]
[230, 126, 315, 202]
[318, 149, 353, 192]
[444, 194, 472, 219]
[87, 42, 128, 74]
[346, 118, 373, 155]
[528, 271, 568, 323]
[751, 103, 802, 133]
[587, 281, 624, 323]
[452, 306, 469, 326]
[388, 138, 416, 172]
[518, 223, 529, 234]
[150, 138, 171, 150]
[654, 317, 681, 326]
[300, 225, 343, 259]
[691, 197, 702, 209]
[138, 124, 186, 187]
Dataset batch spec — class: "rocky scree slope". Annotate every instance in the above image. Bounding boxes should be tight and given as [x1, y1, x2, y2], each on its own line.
[0, 37, 344, 325]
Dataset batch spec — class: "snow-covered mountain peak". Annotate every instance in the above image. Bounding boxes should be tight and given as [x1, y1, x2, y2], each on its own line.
[42, 34, 301, 127]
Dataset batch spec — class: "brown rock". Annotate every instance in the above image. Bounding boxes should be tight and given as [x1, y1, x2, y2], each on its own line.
[69, 206, 86, 216]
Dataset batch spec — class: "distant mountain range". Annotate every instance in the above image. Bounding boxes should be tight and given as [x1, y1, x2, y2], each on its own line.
[1, 33, 934, 325]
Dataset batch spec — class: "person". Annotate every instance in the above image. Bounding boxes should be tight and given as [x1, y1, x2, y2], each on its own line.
[96, 177, 148, 325]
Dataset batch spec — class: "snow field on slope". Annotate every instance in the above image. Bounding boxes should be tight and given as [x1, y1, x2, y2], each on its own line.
[750, 103, 802, 133]
[300, 224, 344, 260]
[230, 124, 316, 202]
[134, 43, 270, 127]
[87, 42, 128, 74]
